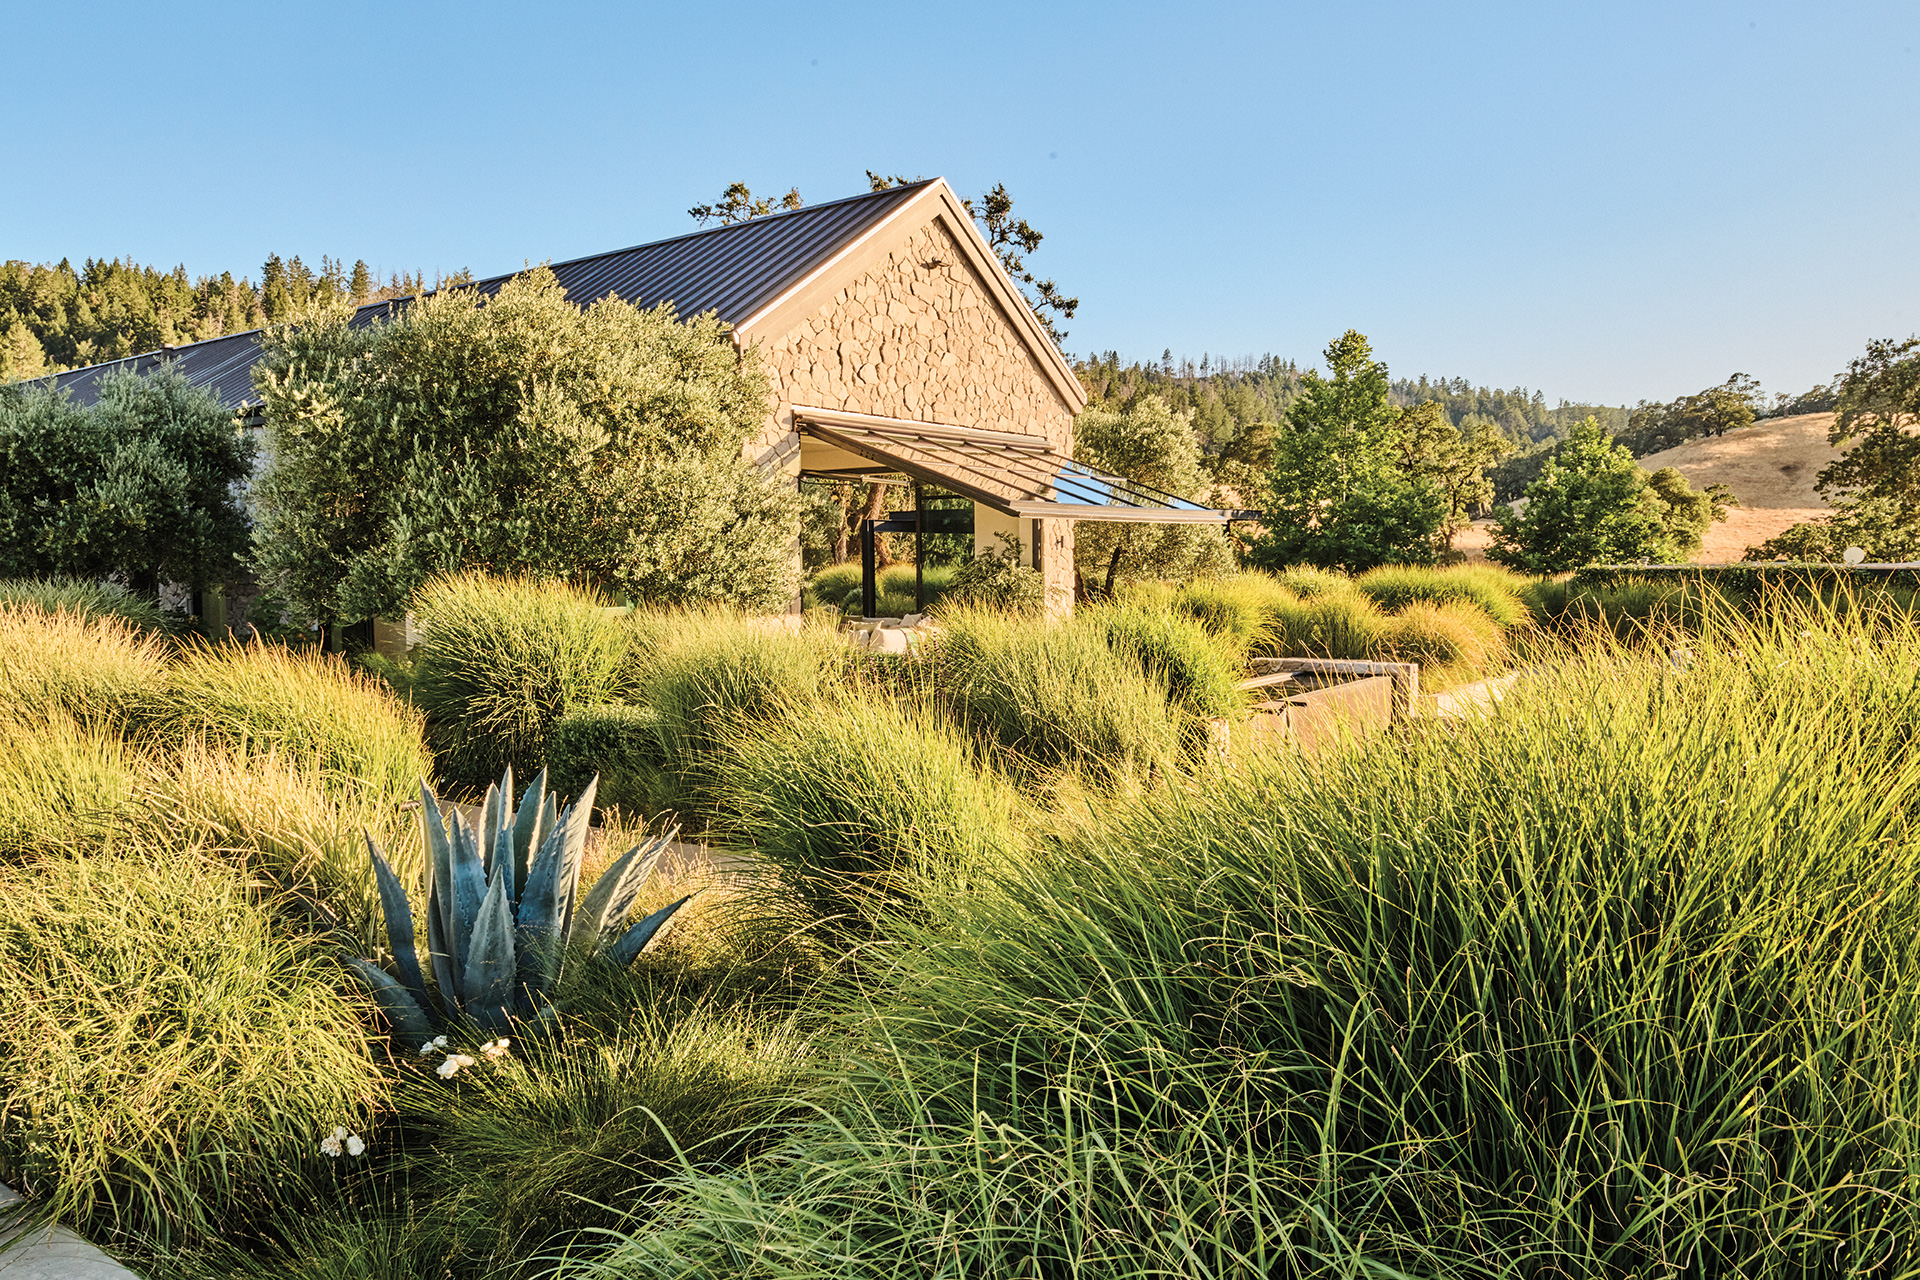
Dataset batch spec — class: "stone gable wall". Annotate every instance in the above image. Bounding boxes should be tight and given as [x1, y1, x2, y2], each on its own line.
[754, 219, 1075, 451]
[753, 216, 1079, 611]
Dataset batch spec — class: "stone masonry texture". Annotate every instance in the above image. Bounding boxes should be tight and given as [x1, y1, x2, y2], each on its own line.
[754, 218, 1078, 607]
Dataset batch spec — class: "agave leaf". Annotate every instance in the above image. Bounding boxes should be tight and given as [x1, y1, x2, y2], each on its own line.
[364, 832, 428, 1010]
[463, 865, 517, 1016]
[425, 879, 455, 1004]
[448, 812, 487, 984]
[477, 781, 503, 879]
[511, 768, 546, 894]
[604, 894, 693, 968]
[419, 782, 454, 955]
[345, 958, 436, 1043]
[554, 775, 599, 944]
[574, 831, 675, 939]
[515, 824, 568, 997]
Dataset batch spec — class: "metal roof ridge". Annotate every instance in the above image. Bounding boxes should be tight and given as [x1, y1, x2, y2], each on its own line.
[790, 404, 1056, 449]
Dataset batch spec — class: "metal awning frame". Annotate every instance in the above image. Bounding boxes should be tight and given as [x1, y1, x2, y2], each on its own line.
[794, 406, 1259, 524]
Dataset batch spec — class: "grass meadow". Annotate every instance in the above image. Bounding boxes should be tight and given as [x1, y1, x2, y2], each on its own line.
[3, 566, 1918, 1278]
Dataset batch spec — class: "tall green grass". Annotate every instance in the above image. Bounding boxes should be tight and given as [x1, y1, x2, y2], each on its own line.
[1262, 585, 1387, 659]
[719, 695, 1027, 932]
[594, 601, 1920, 1277]
[0, 603, 168, 725]
[1353, 563, 1531, 629]
[140, 641, 430, 804]
[1172, 573, 1295, 658]
[0, 844, 385, 1248]
[928, 606, 1183, 789]
[0, 577, 167, 630]
[410, 574, 634, 789]
[1375, 598, 1510, 671]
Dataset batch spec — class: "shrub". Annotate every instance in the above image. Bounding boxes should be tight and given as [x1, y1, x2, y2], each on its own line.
[0, 577, 166, 630]
[0, 367, 255, 595]
[1090, 600, 1246, 724]
[935, 538, 1044, 615]
[1271, 563, 1355, 599]
[603, 605, 1920, 1276]
[929, 606, 1182, 789]
[547, 703, 660, 818]
[1173, 573, 1295, 657]
[719, 696, 1026, 930]
[1353, 563, 1530, 629]
[0, 844, 384, 1247]
[0, 602, 167, 726]
[410, 574, 633, 789]
[0, 712, 137, 860]
[804, 562, 862, 611]
[1375, 598, 1509, 671]
[142, 641, 430, 804]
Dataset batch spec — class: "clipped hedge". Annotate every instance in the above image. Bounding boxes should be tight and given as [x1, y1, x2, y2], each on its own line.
[546, 703, 659, 817]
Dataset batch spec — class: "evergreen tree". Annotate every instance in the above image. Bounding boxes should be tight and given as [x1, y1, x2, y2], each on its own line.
[0, 320, 47, 381]
[349, 260, 372, 304]
[260, 255, 290, 322]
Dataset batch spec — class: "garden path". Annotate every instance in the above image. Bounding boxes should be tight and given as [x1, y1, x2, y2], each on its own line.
[0, 1184, 141, 1279]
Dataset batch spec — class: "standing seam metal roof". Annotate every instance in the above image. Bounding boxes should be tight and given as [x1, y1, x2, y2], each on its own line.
[36, 180, 935, 413]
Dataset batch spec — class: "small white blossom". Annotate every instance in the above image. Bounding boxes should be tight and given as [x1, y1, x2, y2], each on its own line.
[345, 1135, 365, 1157]
[480, 1038, 512, 1060]
[331, 1125, 350, 1141]
[320, 1135, 343, 1158]
[432, 1035, 448, 1049]
[436, 1052, 477, 1079]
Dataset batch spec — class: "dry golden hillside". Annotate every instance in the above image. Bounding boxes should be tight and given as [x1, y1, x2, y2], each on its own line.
[1455, 412, 1841, 564]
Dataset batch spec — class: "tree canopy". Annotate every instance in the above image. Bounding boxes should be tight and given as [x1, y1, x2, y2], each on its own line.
[1072, 394, 1230, 595]
[1748, 336, 1920, 562]
[1249, 330, 1449, 572]
[0, 367, 255, 595]
[250, 269, 798, 622]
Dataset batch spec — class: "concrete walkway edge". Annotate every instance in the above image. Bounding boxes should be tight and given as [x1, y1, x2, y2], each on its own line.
[0, 1185, 141, 1280]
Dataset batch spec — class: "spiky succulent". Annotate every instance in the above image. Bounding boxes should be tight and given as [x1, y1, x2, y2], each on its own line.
[348, 767, 689, 1040]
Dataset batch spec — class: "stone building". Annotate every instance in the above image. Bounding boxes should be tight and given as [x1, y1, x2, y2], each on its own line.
[44, 178, 1240, 616]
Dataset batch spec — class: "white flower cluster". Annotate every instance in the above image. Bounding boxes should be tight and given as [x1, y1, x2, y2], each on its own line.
[319, 1124, 366, 1158]
[418, 1034, 510, 1078]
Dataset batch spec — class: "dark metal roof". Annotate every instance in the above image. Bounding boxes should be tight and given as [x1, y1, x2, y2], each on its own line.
[33, 181, 935, 413]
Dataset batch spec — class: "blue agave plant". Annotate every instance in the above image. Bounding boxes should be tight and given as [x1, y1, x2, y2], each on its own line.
[348, 767, 689, 1040]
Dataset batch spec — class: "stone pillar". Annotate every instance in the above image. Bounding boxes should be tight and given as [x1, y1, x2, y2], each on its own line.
[1035, 517, 1075, 616]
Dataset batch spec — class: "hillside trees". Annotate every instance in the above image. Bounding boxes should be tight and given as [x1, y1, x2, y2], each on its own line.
[0, 367, 255, 595]
[1072, 395, 1230, 595]
[250, 269, 799, 622]
[1747, 337, 1920, 561]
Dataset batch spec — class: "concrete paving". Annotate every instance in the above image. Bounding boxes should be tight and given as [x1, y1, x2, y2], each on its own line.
[0, 1185, 141, 1280]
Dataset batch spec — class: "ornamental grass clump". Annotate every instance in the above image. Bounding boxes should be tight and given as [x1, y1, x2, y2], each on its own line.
[1353, 562, 1531, 629]
[0, 712, 138, 860]
[599, 601, 1920, 1278]
[1172, 572, 1295, 657]
[0, 843, 384, 1248]
[141, 640, 430, 805]
[1375, 598, 1510, 673]
[0, 577, 166, 630]
[718, 695, 1026, 934]
[411, 574, 635, 790]
[927, 605, 1182, 789]
[631, 614, 835, 818]
[1261, 582, 1387, 658]
[0, 602, 167, 726]
[1089, 599, 1247, 725]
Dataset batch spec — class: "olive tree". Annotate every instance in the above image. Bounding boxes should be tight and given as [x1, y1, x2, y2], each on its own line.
[251, 269, 799, 621]
[1072, 394, 1229, 596]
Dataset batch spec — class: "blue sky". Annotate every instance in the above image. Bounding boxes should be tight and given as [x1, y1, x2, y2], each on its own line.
[6, 1, 1915, 405]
